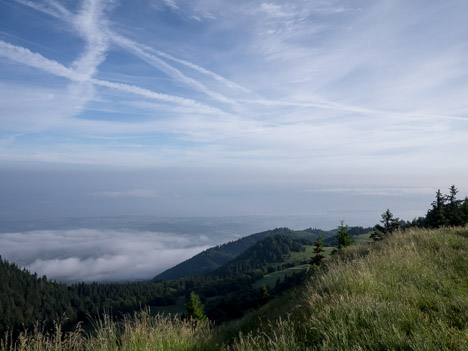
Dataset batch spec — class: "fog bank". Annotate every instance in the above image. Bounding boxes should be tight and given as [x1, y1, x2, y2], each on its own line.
[0, 229, 212, 283]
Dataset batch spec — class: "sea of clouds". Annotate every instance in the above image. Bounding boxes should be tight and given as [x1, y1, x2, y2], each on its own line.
[0, 229, 213, 283]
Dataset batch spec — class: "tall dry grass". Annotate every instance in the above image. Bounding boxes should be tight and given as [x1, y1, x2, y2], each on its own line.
[1, 310, 217, 351]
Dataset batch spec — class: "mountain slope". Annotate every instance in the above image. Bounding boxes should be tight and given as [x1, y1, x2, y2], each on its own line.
[154, 226, 372, 280]
[0, 256, 75, 334]
[209, 235, 309, 279]
[153, 228, 309, 280]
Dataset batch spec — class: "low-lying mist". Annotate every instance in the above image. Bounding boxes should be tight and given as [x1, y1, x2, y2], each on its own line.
[0, 229, 213, 283]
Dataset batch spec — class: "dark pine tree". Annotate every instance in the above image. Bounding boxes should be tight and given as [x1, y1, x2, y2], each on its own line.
[461, 197, 468, 225]
[310, 235, 325, 266]
[185, 291, 207, 323]
[446, 185, 463, 226]
[426, 189, 447, 228]
[336, 221, 353, 249]
[371, 209, 400, 241]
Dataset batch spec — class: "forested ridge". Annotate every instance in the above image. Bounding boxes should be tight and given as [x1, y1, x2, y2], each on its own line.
[155, 227, 320, 280]
[210, 235, 308, 279]
[154, 226, 373, 281]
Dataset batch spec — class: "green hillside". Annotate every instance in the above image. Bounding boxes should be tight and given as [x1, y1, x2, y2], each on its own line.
[153, 228, 298, 280]
[154, 226, 371, 281]
[210, 235, 309, 279]
[4, 227, 466, 350]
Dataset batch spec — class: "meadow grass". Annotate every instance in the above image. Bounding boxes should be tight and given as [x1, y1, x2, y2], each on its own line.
[226, 227, 468, 350]
[252, 245, 335, 289]
[2, 227, 467, 350]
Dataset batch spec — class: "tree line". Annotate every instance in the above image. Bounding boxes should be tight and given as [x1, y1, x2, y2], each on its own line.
[309, 185, 468, 264]
[381, 185, 468, 234]
[369, 185, 468, 241]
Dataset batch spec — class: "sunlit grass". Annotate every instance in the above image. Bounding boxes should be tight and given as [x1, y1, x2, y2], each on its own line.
[227, 227, 468, 350]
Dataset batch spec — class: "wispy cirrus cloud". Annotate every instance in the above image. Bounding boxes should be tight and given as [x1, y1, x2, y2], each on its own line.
[0, 40, 85, 80]
[111, 35, 240, 106]
[14, 0, 72, 19]
[70, 0, 112, 78]
[13, 0, 248, 98]
[0, 40, 223, 113]
[162, 0, 178, 11]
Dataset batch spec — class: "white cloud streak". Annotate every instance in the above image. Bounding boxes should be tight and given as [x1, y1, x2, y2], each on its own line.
[150, 49, 251, 93]
[111, 35, 239, 106]
[162, 0, 178, 11]
[14, 0, 72, 19]
[0, 40, 84, 80]
[91, 78, 221, 111]
[0, 40, 221, 112]
[71, 0, 111, 78]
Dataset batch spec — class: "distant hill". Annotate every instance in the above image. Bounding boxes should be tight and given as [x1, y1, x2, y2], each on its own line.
[153, 226, 372, 281]
[209, 235, 310, 279]
[153, 227, 326, 281]
[154, 228, 293, 280]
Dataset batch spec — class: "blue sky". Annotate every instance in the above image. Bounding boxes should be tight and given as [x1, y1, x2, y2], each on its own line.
[1, 0, 468, 223]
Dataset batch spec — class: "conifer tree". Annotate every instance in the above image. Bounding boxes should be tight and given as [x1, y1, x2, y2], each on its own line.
[371, 209, 400, 241]
[461, 197, 468, 225]
[336, 221, 353, 249]
[447, 185, 463, 226]
[426, 189, 447, 228]
[185, 292, 207, 323]
[310, 235, 325, 266]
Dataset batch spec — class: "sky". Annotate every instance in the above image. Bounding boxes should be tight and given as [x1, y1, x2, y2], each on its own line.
[1, 0, 468, 223]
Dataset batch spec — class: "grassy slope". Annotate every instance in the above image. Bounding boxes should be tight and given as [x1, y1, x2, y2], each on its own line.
[227, 227, 468, 350]
[252, 246, 335, 289]
[3, 227, 467, 350]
